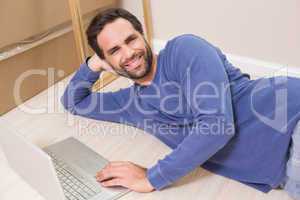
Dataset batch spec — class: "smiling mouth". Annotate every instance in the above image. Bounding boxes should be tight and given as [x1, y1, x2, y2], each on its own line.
[124, 53, 143, 71]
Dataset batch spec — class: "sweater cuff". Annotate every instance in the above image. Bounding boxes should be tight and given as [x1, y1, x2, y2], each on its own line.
[147, 164, 172, 190]
[79, 62, 101, 82]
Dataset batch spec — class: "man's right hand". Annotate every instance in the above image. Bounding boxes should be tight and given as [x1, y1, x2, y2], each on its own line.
[88, 54, 115, 74]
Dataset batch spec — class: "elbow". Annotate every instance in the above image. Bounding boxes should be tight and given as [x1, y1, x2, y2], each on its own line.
[60, 93, 68, 110]
[60, 94, 77, 115]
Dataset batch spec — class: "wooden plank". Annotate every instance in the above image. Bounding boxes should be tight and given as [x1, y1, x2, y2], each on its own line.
[92, 72, 119, 92]
[142, 0, 154, 48]
[67, 0, 87, 62]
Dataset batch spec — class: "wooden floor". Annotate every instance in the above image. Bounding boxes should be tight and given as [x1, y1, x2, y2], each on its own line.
[0, 75, 294, 200]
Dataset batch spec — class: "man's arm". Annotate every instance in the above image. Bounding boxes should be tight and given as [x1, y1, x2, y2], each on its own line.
[61, 55, 133, 124]
[147, 35, 236, 190]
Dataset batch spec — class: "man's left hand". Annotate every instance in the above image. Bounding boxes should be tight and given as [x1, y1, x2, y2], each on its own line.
[95, 161, 155, 193]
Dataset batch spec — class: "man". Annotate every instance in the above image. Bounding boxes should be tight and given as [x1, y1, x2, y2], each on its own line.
[61, 8, 300, 198]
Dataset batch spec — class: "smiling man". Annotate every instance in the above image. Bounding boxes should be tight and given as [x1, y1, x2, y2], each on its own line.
[61, 8, 300, 199]
[85, 11, 156, 85]
[96, 18, 153, 80]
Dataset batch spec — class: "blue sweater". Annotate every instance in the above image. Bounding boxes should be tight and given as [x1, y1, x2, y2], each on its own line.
[61, 34, 300, 193]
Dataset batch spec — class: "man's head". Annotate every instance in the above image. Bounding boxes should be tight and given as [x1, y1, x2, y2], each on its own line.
[86, 8, 153, 80]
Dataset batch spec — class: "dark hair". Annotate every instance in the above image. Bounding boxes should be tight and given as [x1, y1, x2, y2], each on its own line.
[86, 8, 144, 59]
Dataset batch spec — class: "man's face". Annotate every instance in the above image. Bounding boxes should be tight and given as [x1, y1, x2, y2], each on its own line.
[97, 18, 152, 79]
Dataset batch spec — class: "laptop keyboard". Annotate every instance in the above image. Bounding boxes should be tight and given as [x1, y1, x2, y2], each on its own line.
[46, 151, 102, 200]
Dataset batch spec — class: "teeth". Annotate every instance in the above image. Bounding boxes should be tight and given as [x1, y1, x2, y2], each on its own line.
[125, 53, 143, 68]
[129, 56, 140, 65]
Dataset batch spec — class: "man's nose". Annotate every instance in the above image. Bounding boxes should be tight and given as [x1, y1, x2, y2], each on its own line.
[122, 45, 135, 60]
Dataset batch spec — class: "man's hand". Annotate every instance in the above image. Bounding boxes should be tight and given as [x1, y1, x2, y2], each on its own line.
[88, 54, 115, 73]
[95, 161, 155, 193]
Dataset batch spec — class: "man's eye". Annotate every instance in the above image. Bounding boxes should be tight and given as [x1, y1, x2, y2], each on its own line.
[129, 37, 137, 43]
[111, 49, 119, 55]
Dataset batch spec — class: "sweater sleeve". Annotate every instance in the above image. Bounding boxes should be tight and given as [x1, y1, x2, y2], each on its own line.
[147, 35, 235, 190]
[61, 61, 134, 124]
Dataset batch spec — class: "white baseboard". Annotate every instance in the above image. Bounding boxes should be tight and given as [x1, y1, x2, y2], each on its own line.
[153, 39, 300, 79]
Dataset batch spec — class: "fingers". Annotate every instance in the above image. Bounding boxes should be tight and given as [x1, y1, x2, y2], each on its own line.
[96, 168, 124, 182]
[95, 161, 154, 192]
[100, 178, 126, 187]
[95, 164, 129, 188]
[96, 163, 130, 182]
[97, 161, 133, 175]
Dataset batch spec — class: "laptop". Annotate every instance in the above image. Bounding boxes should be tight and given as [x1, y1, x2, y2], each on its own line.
[0, 118, 130, 200]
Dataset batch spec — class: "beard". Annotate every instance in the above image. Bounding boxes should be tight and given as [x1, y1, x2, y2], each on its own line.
[110, 41, 153, 80]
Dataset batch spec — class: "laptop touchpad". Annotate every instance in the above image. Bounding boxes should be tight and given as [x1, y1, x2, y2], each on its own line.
[45, 138, 108, 176]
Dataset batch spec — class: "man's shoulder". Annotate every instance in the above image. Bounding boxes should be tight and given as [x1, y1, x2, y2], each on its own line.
[167, 34, 207, 46]
[163, 34, 213, 56]
[157, 34, 207, 82]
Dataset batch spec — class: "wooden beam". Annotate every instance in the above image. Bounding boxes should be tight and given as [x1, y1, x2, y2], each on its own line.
[91, 73, 119, 92]
[67, 0, 86, 62]
[142, 0, 154, 48]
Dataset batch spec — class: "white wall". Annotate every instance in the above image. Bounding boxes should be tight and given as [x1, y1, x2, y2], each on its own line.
[120, 0, 146, 33]
[121, 0, 300, 67]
